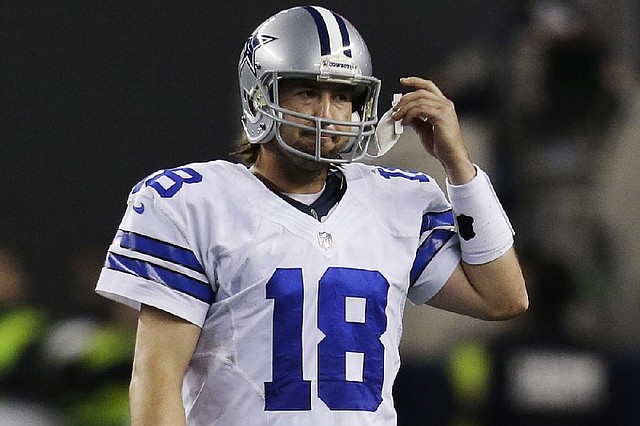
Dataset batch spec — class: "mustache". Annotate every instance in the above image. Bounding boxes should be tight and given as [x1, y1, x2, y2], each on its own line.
[301, 129, 336, 139]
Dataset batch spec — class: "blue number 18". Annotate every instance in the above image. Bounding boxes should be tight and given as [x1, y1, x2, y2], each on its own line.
[265, 267, 389, 412]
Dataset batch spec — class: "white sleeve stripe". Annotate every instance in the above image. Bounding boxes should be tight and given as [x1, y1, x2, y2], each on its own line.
[108, 244, 208, 282]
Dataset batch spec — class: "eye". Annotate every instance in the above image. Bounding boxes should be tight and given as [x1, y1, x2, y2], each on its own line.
[335, 92, 352, 103]
[298, 89, 318, 99]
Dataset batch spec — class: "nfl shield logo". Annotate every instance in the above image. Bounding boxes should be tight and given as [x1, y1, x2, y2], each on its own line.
[317, 231, 333, 250]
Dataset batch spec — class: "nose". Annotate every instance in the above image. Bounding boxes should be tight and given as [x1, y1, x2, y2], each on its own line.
[315, 92, 335, 121]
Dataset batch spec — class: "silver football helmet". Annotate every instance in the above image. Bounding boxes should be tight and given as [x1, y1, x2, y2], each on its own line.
[238, 6, 381, 163]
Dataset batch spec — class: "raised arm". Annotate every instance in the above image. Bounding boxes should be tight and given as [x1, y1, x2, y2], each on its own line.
[130, 305, 202, 425]
[393, 77, 528, 320]
[428, 247, 527, 320]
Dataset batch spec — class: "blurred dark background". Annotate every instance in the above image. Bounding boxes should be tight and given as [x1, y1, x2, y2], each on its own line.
[2, 0, 639, 424]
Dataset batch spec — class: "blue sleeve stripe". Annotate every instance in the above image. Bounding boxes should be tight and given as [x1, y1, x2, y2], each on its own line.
[421, 210, 454, 233]
[106, 252, 213, 304]
[119, 230, 205, 274]
[410, 229, 455, 286]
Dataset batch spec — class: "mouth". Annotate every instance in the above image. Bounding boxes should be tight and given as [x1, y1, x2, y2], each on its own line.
[299, 134, 328, 146]
[301, 130, 335, 142]
[296, 132, 343, 158]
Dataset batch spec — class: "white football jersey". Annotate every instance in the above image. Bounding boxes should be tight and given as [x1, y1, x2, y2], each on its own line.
[96, 160, 461, 425]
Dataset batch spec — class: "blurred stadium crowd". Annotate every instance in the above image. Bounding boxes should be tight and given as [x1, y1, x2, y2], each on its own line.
[2, 1, 639, 425]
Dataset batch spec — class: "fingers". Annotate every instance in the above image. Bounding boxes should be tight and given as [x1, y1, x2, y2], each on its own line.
[393, 97, 445, 125]
[389, 76, 470, 172]
[400, 77, 444, 96]
[391, 78, 455, 126]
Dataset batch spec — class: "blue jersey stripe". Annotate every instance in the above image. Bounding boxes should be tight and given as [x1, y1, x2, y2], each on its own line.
[303, 6, 331, 56]
[420, 210, 454, 234]
[106, 252, 213, 304]
[119, 230, 205, 274]
[410, 229, 455, 286]
[332, 12, 352, 58]
[420, 210, 455, 233]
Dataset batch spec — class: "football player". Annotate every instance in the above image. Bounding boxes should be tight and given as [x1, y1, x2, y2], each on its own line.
[96, 6, 528, 425]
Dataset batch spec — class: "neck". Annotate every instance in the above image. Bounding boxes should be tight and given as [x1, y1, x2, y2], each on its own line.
[251, 144, 329, 194]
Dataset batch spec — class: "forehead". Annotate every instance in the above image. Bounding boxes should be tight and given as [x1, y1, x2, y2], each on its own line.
[278, 78, 354, 92]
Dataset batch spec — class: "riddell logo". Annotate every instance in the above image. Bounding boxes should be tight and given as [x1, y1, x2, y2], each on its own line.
[328, 61, 355, 70]
[320, 56, 359, 77]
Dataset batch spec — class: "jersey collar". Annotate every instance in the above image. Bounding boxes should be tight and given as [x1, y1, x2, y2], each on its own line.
[271, 169, 347, 221]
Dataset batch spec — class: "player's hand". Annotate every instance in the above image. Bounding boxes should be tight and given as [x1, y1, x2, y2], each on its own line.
[392, 77, 475, 184]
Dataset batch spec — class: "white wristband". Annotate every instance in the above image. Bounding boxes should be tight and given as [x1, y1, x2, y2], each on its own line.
[446, 165, 514, 265]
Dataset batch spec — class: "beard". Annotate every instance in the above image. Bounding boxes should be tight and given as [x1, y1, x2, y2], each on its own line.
[274, 136, 328, 172]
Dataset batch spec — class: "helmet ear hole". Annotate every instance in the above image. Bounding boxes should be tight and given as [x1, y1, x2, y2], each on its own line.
[244, 91, 258, 117]
[249, 89, 267, 117]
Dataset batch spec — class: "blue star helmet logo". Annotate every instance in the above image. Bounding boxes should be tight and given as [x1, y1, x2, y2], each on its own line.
[241, 33, 278, 76]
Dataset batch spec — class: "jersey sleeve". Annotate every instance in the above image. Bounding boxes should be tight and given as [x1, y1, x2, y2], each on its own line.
[406, 180, 462, 305]
[95, 171, 212, 327]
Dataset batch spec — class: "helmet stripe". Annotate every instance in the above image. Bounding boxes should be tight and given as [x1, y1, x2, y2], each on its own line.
[303, 6, 331, 56]
[332, 12, 352, 58]
[303, 6, 352, 58]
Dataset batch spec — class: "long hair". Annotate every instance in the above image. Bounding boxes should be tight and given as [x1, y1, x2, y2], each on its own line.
[230, 130, 260, 166]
